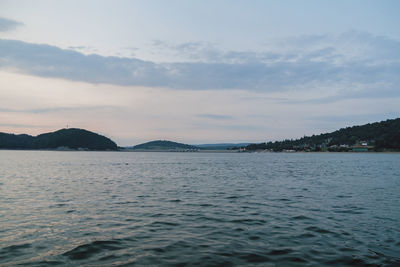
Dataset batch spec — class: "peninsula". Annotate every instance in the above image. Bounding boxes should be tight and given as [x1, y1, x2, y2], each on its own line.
[0, 128, 118, 151]
[242, 118, 400, 152]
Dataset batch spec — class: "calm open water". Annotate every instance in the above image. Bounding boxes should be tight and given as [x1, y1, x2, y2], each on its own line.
[0, 151, 399, 266]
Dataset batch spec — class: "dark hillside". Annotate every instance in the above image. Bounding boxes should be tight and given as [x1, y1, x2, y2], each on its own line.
[0, 128, 117, 150]
[0, 133, 35, 149]
[245, 118, 400, 152]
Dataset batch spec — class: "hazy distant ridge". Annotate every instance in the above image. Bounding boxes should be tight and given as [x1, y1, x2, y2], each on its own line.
[195, 143, 251, 150]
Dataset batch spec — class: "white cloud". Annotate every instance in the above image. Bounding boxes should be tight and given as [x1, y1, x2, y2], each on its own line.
[1, 31, 399, 99]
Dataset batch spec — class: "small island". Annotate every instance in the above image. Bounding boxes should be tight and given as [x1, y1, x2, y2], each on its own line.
[126, 140, 199, 152]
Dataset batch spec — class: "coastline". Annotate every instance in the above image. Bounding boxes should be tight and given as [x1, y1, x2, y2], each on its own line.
[1, 148, 399, 154]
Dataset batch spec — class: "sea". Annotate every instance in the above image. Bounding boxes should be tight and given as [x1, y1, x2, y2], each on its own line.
[1, 151, 399, 266]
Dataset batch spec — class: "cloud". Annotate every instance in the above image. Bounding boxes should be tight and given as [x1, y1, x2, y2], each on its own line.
[0, 17, 23, 32]
[68, 46, 87, 50]
[0, 31, 399, 96]
[0, 105, 119, 114]
[0, 123, 44, 129]
[196, 114, 233, 120]
[312, 112, 400, 124]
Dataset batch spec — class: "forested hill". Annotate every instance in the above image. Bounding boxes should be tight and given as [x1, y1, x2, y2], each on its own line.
[132, 140, 197, 150]
[245, 118, 400, 152]
[0, 128, 118, 150]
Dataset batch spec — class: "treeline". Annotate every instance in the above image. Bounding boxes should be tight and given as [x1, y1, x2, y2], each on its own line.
[0, 128, 118, 150]
[245, 118, 400, 152]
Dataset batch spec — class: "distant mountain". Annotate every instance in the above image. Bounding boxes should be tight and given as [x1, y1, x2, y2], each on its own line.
[0, 128, 118, 150]
[196, 143, 251, 150]
[245, 118, 400, 152]
[131, 140, 198, 150]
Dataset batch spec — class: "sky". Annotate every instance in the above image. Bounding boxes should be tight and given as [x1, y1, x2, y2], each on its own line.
[0, 0, 399, 145]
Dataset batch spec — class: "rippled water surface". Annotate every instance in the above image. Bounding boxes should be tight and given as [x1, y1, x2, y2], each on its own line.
[1, 151, 400, 266]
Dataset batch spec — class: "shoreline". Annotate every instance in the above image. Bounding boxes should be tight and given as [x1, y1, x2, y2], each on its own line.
[1, 149, 399, 154]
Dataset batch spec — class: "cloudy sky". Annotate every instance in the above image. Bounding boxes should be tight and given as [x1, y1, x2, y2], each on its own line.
[0, 0, 399, 145]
